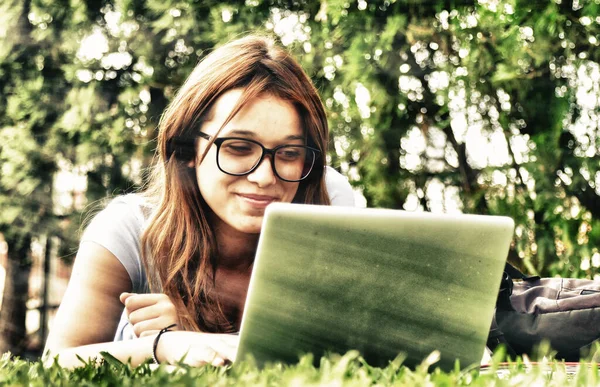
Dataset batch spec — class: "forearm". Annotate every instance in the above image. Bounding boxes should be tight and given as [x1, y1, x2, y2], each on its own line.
[46, 336, 156, 368]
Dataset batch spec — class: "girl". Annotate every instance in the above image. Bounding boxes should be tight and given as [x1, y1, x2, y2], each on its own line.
[44, 34, 354, 367]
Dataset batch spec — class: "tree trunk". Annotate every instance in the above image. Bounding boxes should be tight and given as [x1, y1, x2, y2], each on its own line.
[0, 234, 32, 356]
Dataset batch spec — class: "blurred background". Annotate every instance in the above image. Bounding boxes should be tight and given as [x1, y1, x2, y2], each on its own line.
[0, 0, 598, 359]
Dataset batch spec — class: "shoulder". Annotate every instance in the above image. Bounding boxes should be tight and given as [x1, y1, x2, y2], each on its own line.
[105, 193, 152, 219]
[87, 194, 152, 230]
[324, 166, 355, 207]
[81, 193, 152, 293]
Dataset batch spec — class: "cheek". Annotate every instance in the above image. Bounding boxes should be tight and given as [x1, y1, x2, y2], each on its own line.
[282, 182, 300, 202]
[196, 157, 226, 200]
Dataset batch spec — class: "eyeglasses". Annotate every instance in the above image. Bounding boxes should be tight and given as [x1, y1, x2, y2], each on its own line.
[197, 132, 320, 182]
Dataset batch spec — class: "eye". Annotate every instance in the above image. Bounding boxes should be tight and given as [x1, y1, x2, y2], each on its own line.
[222, 140, 256, 155]
[277, 147, 305, 161]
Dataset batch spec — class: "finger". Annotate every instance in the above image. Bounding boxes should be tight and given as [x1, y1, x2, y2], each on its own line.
[124, 293, 165, 312]
[187, 346, 219, 367]
[154, 298, 179, 321]
[214, 346, 237, 362]
[128, 302, 179, 327]
[119, 292, 134, 304]
[132, 316, 178, 337]
[132, 317, 163, 338]
[211, 356, 226, 367]
[208, 338, 238, 362]
[128, 306, 160, 325]
[139, 329, 159, 338]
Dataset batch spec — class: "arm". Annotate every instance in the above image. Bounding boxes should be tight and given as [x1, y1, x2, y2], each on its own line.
[50, 330, 239, 367]
[43, 243, 238, 368]
[43, 241, 137, 366]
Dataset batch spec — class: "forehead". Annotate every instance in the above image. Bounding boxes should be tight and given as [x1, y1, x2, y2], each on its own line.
[202, 89, 303, 140]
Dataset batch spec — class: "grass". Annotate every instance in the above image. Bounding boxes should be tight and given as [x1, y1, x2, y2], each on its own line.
[0, 349, 599, 386]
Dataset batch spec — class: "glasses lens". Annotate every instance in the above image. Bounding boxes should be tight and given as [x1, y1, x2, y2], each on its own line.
[217, 139, 263, 175]
[274, 146, 315, 181]
[216, 139, 316, 182]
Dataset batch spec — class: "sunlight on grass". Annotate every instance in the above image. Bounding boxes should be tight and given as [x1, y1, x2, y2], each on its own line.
[1, 348, 599, 386]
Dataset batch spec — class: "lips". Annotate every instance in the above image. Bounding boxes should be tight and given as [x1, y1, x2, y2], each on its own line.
[237, 193, 278, 208]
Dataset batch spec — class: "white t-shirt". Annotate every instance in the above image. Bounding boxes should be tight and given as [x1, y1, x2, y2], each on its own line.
[80, 166, 354, 339]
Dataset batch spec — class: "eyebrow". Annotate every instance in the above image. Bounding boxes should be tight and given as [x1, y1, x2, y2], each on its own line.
[224, 129, 305, 142]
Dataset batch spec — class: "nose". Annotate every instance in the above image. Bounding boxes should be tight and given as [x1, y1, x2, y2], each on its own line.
[246, 155, 277, 187]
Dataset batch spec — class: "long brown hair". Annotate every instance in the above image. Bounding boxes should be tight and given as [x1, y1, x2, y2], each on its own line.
[141, 35, 330, 332]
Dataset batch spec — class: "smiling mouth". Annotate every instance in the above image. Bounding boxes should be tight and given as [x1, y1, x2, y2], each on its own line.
[237, 194, 278, 207]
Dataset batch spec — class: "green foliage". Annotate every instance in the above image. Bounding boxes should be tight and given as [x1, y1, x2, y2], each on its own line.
[2, 350, 600, 386]
[295, 0, 600, 278]
[1, 0, 597, 276]
[1, 0, 600, 356]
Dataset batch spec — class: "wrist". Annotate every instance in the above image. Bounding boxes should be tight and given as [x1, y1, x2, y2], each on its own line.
[152, 324, 177, 364]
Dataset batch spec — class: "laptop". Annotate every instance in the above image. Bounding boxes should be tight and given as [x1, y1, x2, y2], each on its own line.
[236, 203, 514, 371]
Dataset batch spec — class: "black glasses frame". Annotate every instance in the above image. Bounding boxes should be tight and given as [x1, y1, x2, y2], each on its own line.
[197, 132, 320, 182]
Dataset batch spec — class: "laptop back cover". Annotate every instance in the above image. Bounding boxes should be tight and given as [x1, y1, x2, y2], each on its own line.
[237, 203, 514, 371]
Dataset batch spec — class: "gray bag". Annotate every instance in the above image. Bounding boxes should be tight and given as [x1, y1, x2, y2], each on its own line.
[487, 263, 600, 361]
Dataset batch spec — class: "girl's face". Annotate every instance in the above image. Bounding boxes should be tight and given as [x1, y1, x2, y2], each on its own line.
[196, 89, 303, 235]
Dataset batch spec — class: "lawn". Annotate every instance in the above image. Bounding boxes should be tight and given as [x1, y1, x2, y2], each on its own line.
[1, 350, 599, 386]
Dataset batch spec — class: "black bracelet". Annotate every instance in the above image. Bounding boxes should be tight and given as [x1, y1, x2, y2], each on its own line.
[152, 324, 177, 364]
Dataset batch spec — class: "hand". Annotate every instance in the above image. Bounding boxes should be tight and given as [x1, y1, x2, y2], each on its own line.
[120, 292, 181, 338]
[156, 331, 239, 367]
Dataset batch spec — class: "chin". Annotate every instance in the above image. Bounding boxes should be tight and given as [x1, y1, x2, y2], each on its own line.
[240, 226, 262, 235]
[235, 218, 264, 234]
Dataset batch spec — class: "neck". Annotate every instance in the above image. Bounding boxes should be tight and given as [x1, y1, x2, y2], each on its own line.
[212, 219, 259, 271]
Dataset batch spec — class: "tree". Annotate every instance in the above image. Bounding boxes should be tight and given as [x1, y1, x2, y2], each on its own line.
[0, 0, 140, 355]
[50, 0, 600, 278]
[296, 0, 599, 277]
[0, 0, 61, 355]
[1, 0, 598, 357]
